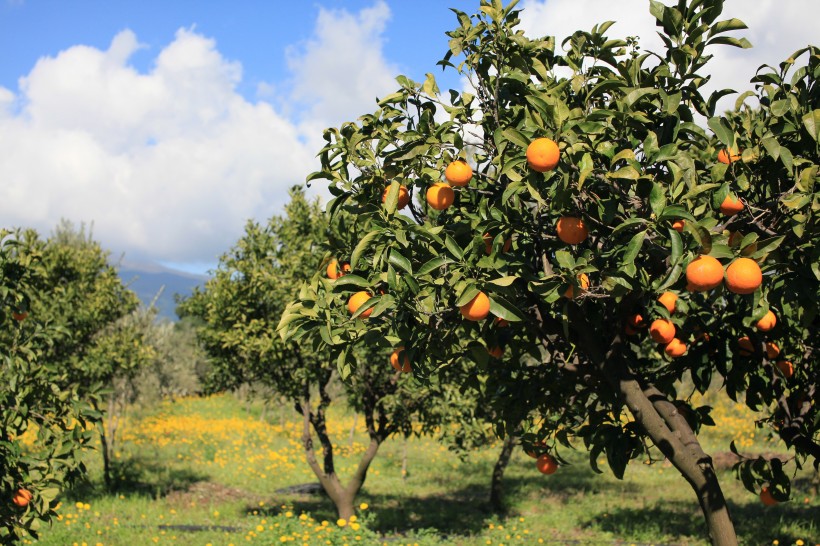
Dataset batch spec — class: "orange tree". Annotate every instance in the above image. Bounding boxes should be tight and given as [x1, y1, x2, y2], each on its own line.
[0, 229, 96, 544]
[279, 1, 819, 544]
[179, 187, 449, 519]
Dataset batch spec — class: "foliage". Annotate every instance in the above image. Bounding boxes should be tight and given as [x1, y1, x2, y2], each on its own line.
[280, 0, 818, 542]
[0, 229, 95, 543]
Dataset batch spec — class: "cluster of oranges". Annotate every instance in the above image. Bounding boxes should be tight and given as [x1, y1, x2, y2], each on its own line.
[625, 292, 689, 357]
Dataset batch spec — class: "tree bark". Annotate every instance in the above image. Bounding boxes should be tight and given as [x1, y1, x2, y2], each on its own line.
[490, 432, 517, 512]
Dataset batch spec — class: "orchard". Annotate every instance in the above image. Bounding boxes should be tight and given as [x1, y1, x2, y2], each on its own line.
[280, 1, 819, 545]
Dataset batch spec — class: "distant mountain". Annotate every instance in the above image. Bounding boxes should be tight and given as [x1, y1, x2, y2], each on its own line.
[116, 261, 209, 321]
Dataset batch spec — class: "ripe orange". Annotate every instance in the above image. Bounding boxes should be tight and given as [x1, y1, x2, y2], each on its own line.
[717, 149, 741, 164]
[382, 185, 410, 210]
[556, 216, 588, 245]
[389, 347, 411, 373]
[347, 291, 373, 318]
[671, 219, 685, 232]
[11, 311, 28, 321]
[664, 338, 687, 358]
[426, 182, 455, 210]
[487, 346, 504, 359]
[725, 257, 762, 295]
[649, 319, 675, 344]
[444, 160, 473, 187]
[776, 360, 793, 378]
[326, 260, 351, 280]
[624, 324, 638, 336]
[759, 487, 778, 506]
[658, 292, 678, 314]
[719, 194, 744, 216]
[765, 342, 780, 360]
[494, 317, 509, 328]
[685, 255, 724, 291]
[564, 273, 589, 299]
[526, 138, 560, 172]
[483, 233, 511, 255]
[756, 310, 777, 332]
[12, 488, 32, 508]
[536, 453, 558, 475]
[737, 336, 754, 357]
[460, 291, 491, 321]
[626, 313, 646, 329]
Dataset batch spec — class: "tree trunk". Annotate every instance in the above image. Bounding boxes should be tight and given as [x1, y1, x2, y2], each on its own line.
[490, 432, 517, 512]
[616, 366, 738, 546]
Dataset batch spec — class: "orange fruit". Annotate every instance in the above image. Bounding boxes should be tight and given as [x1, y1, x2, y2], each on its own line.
[389, 347, 411, 373]
[664, 338, 687, 358]
[382, 185, 410, 210]
[756, 310, 776, 332]
[624, 325, 638, 336]
[671, 219, 685, 232]
[536, 453, 558, 475]
[737, 336, 754, 357]
[326, 260, 351, 280]
[525, 441, 547, 459]
[564, 273, 589, 299]
[759, 487, 778, 506]
[526, 138, 560, 172]
[12, 488, 32, 508]
[494, 317, 510, 328]
[460, 291, 491, 321]
[11, 311, 28, 321]
[776, 360, 793, 378]
[556, 216, 588, 245]
[725, 257, 762, 295]
[765, 342, 780, 360]
[347, 291, 373, 318]
[483, 233, 511, 255]
[487, 346, 504, 358]
[658, 292, 678, 314]
[717, 149, 741, 164]
[426, 182, 455, 210]
[685, 255, 724, 291]
[626, 314, 646, 329]
[719, 194, 744, 216]
[444, 160, 473, 187]
[649, 319, 675, 344]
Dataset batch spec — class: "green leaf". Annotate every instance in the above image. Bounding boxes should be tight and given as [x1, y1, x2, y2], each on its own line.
[657, 205, 696, 222]
[330, 274, 371, 290]
[350, 231, 381, 270]
[622, 231, 647, 265]
[422, 72, 440, 96]
[417, 256, 449, 276]
[488, 276, 519, 287]
[802, 109, 820, 142]
[708, 18, 748, 37]
[488, 295, 526, 322]
[649, 183, 667, 216]
[501, 127, 531, 149]
[750, 237, 784, 260]
[707, 243, 735, 259]
[611, 218, 647, 237]
[388, 249, 413, 274]
[455, 284, 480, 307]
[444, 235, 464, 261]
[554, 250, 576, 270]
[707, 117, 734, 147]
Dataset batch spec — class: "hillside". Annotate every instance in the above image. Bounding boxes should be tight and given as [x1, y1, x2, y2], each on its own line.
[117, 262, 208, 320]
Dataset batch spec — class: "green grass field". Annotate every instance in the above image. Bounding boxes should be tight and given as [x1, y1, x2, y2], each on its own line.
[25, 394, 819, 546]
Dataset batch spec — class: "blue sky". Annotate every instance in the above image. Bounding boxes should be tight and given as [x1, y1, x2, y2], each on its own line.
[1, 0, 817, 275]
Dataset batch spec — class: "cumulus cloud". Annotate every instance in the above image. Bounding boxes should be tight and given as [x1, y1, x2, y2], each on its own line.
[0, 2, 398, 267]
[285, 0, 399, 141]
[518, 0, 818, 112]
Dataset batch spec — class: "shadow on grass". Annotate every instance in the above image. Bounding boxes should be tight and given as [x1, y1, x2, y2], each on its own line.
[582, 499, 820, 545]
[63, 453, 207, 502]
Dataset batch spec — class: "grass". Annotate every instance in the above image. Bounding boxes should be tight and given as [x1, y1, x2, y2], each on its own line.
[24, 393, 819, 546]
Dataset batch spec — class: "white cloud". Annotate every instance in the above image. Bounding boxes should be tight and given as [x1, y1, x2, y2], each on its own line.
[0, 2, 399, 267]
[285, 0, 399, 140]
[518, 0, 818, 113]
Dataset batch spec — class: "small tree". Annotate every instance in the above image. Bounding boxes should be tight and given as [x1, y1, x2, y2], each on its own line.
[0, 229, 96, 544]
[281, 2, 819, 544]
[180, 187, 441, 519]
